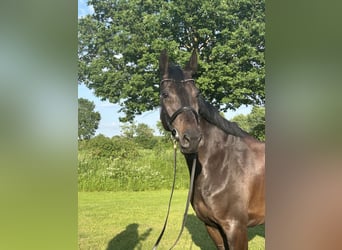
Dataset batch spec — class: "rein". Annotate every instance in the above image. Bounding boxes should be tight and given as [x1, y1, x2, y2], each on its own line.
[152, 141, 197, 250]
[153, 77, 199, 249]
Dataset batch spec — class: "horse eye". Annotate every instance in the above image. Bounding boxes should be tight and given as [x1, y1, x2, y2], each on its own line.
[161, 92, 169, 98]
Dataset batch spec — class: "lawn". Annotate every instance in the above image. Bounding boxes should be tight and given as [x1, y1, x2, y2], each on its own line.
[78, 190, 265, 250]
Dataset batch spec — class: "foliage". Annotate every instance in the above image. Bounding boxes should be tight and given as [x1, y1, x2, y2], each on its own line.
[78, 135, 188, 191]
[156, 120, 173, 143]
[120, 122, 136, 138]
[78, 0, 265, 122]
[79, 134, 140, 159]
[77, 106, 266, 191]
[78, 98, 101, 140]
[121, 122, 157, 149]
[134, 123, 157, 149]
[231, 106, 265, 141]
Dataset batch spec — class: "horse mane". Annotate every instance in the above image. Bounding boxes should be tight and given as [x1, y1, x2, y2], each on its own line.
[198, 96, 250, 138]
[167, 64, 184, 82]
[164, 64, 250, 138]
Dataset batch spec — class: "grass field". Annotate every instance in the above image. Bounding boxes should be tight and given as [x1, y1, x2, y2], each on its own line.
[79, 191, 265, 250]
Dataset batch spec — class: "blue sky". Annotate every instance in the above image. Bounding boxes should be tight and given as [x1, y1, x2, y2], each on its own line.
[78, 0, 94, 17]
[77, 0, 251, 137]
[78, 83, 161, 137]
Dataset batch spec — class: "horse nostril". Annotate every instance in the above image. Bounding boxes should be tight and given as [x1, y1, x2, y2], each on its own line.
[183, 133, 190, 142]
[182, 132, 201, 149]
[171, 129, 178, 139]
[182, 133, 191, 148]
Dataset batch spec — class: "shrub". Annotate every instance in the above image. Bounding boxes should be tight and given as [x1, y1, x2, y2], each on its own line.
[79, 134, 140, 160]
[78, 136, 190, 191]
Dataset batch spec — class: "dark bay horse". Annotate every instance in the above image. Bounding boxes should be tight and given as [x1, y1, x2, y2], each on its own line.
[159, 50, 265, 250]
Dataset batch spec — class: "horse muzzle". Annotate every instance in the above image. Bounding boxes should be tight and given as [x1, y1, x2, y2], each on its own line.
[173, 128, 202, 154]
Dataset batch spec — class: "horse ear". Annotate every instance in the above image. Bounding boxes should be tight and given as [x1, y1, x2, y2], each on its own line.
[159, 49, 169, 78]
[185, 49, 198, 74]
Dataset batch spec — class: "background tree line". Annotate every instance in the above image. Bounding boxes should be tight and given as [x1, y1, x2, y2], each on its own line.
[78, 104, 264, 192]
[78, 98, 101, 140]
[78, 94, 265, 192]
[78, 96, 265, 143]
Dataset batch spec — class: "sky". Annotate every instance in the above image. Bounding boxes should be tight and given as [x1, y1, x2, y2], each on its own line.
[78, 0, 94, 17]
[77, 0, 252, 137]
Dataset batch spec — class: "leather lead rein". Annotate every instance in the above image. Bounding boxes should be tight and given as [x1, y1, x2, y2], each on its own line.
[152, 141, 197, 250]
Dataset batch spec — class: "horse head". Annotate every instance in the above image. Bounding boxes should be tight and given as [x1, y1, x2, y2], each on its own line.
[159, 50, 202, 154]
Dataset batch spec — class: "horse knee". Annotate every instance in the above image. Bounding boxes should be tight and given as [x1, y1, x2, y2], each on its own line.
[222, 222, 248, 250]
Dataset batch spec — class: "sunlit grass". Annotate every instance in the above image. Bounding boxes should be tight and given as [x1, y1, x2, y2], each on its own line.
[78, 191, 265, 250]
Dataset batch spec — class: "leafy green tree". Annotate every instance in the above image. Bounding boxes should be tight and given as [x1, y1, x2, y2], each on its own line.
[231, 106, 265, 140]
[120, 122, 136, 138]
[78, 0, 265, 122]
[135, 123, 157, 149]
[78, 98, 101, 140]
[80, 134, 140, 159]
[156, 120, 172, 143]
[121, 122, 157, 148]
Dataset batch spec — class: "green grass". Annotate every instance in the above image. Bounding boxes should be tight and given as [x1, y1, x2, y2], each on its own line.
[79, 191, 265, 250]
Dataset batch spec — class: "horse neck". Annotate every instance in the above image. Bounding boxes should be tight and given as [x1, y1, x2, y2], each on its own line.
[196, 118, 255, 159]
[181, 119, 231, 177]
[198, 97, 250, 138]
[197, 117, 263, 161]
[200, 116, 241, 143]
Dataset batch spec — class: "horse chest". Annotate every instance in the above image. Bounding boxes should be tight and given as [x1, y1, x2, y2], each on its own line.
[191, 169, 244, 223]
[192, 182, 225, 225]
[192, 192, 214, 225]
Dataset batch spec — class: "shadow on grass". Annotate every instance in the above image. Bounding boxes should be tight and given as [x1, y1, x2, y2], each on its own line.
[185, 214, 265, 249]
[248, 223, 265, 241]
[106, 223, 152, 250]
[185, 215, 216, 249]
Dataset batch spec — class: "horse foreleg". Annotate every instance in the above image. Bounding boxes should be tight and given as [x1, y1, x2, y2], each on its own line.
[205, 224, 227, 250]
[221, 221, 248, 250]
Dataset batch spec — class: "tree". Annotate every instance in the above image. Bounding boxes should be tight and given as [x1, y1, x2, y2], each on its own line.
[231, 106, 265, 141]
[121, 122, 156, 148]
[135, 123, 156, 149]
[78, 0, 265, 122]
[156, 120, 172, 143]
[120, 122, 136, 138]
[78, 98, 101, 140]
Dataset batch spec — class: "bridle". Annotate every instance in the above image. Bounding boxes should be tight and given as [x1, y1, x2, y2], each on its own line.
[152, 78, 199, 250]
[160, 79, 200, 133]
[168, 106, 199, 131]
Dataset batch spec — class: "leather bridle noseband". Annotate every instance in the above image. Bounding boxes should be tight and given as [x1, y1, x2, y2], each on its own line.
[169, 106, 199, 127]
